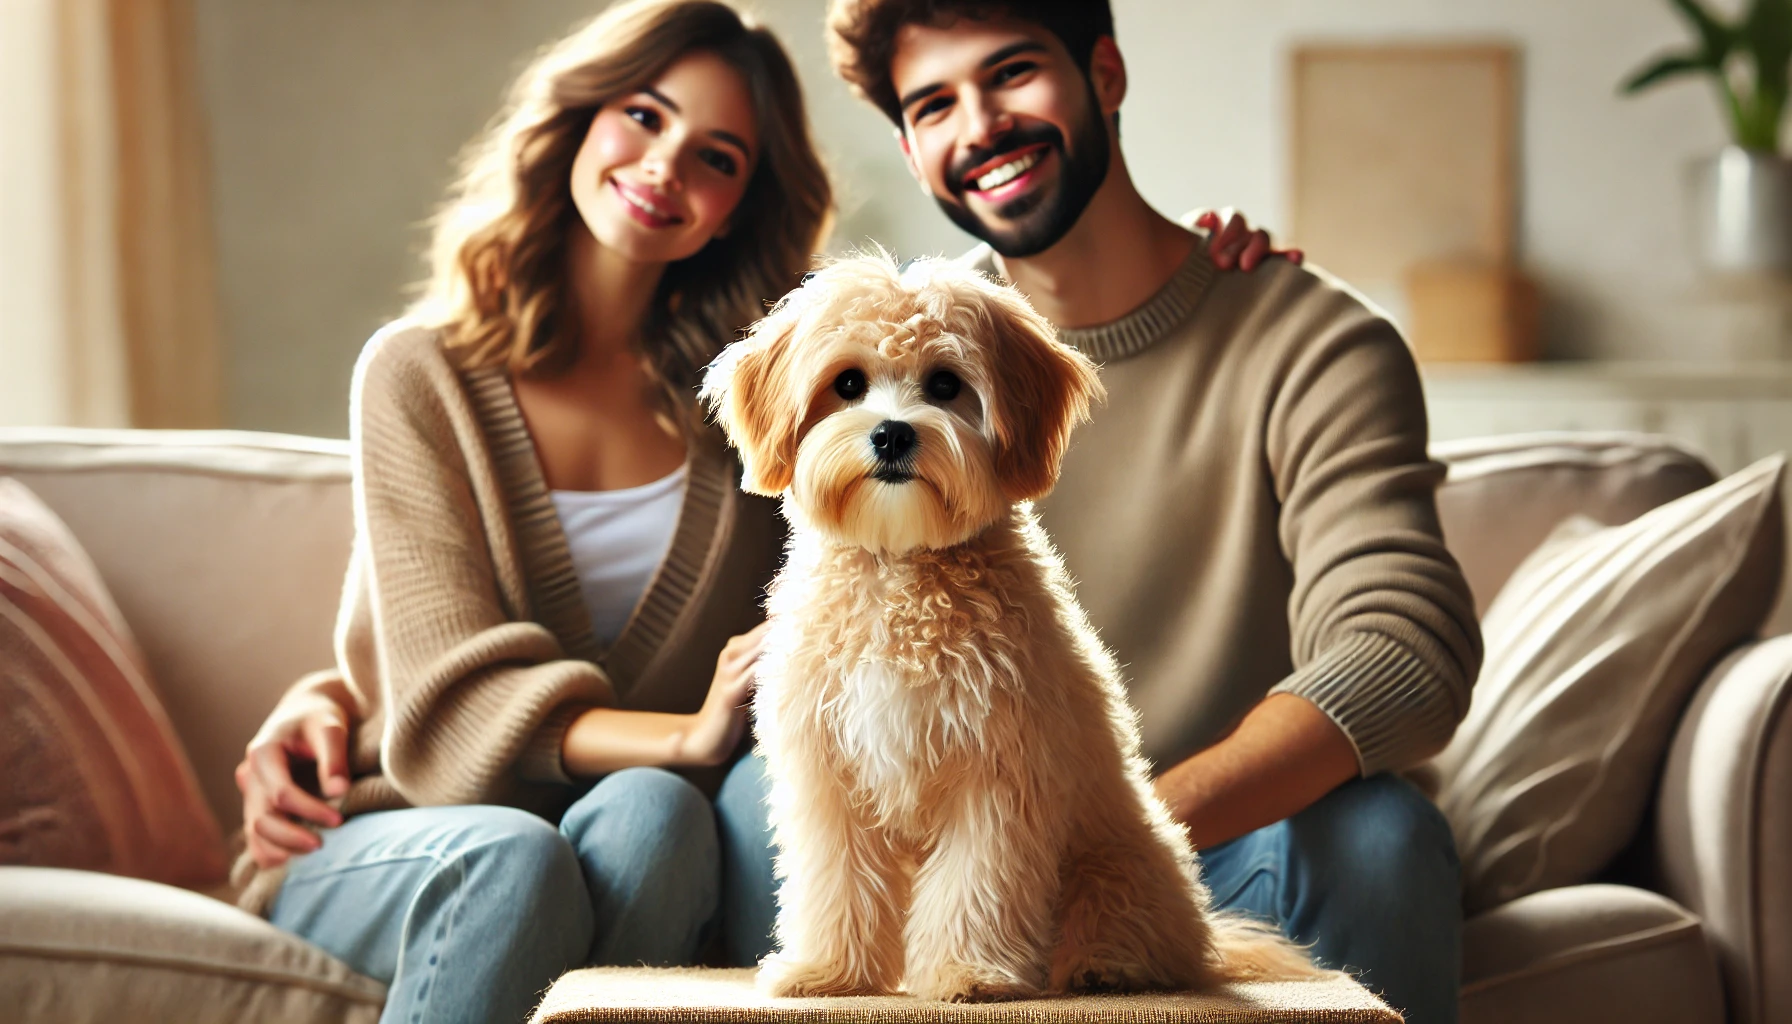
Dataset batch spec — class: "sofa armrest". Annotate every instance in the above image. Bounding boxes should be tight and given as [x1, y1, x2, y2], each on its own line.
[1654, 635, 1792, 1024]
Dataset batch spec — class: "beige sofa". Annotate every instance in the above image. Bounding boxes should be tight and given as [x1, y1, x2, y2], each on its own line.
[0, 427, 1786, 1024]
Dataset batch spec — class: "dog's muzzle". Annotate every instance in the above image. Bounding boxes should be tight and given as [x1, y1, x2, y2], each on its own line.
[870, 420, 917, 482]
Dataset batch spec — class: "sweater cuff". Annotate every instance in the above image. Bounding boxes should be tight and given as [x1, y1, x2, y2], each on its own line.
[516, 704, 590, 785]
[1268, 632, 1462, 776]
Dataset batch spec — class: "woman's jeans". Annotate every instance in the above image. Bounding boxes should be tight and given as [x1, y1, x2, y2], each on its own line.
[272, 761, 1456, 1024]
[269, 756, 778, 1024]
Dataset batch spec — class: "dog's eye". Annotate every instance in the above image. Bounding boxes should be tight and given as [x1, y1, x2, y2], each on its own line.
[834, 368, 867, 401]
[925, 370, 961, 402]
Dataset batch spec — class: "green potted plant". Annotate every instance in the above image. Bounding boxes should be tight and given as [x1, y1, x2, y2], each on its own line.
[1624, 0, 1792, 277]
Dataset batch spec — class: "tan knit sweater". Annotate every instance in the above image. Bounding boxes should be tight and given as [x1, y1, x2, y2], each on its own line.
[972, 237, 1483, 777]
[235, 323, 782, 909]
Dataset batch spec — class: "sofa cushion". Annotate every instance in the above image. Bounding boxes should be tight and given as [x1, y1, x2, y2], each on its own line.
[1432, 432, 1718, 615]
[0, 866, 383, 1023]
[0, 478, 227, 888]
[0, 429, 354, 835]
[1433, 455, 1784, 911]
[1461, 885, 1724, 1024]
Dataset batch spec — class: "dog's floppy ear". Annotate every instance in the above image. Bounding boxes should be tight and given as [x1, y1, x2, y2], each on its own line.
[701, 307, 803, 496]
[981, 284, 1105, 503]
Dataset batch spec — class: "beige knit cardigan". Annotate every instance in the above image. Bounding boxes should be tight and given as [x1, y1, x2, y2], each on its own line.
[235, 323, 782, 911]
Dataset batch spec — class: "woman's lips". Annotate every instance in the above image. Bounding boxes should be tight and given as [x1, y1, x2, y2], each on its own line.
[609, 177, 683, 228]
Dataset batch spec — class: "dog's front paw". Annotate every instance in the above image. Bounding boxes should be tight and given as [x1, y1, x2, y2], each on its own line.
[757, 955, 886, 998]
[906, 961, 1040, 1003]
[1055, 957, 1159, 995]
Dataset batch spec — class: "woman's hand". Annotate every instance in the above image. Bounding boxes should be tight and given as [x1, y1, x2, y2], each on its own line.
[675, 620, 772, 767]
[559, 621, 772, 775]
[1196, 209, 1304, 272]
[235, 693, 350, 869]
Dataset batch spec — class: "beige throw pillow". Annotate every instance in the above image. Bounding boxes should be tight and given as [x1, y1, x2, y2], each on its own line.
[0, 478, 227, 887]
[1433, 455, 1785, 913]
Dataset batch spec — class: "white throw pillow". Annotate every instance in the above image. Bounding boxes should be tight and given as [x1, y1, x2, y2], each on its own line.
[1433, 455, 1784, 913]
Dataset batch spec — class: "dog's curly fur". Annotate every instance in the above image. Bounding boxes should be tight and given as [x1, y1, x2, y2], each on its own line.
[703, 252, 1325, 1001]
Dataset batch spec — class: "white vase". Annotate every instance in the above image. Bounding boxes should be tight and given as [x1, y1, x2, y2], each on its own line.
[1687, 146, 1792, 280]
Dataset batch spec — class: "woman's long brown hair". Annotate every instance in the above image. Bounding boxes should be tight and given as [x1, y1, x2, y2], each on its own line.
[410, 0, 832, 413]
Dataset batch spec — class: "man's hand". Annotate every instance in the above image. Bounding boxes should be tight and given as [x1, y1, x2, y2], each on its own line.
[1152, 693, 1358, 849]
[1196, 209, 1305, 272]
[235, 694, 350, 868]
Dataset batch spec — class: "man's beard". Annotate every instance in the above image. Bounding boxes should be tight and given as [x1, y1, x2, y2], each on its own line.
[936, 100, 1111, 259]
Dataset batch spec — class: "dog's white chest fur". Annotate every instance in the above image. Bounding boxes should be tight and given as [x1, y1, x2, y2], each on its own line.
[832, 658, 917, 797]
[763, 541, 1005, 823]
[825, 649, 995, 825]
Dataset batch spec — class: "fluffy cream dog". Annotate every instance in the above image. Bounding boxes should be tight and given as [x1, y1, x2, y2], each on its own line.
[703, 253, 1322, 1002]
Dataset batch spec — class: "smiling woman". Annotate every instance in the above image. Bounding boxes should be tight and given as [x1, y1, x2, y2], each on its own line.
[414, 1, 829, 395]
[225, 3, 833, 1023]
[572, 60, 756, 259]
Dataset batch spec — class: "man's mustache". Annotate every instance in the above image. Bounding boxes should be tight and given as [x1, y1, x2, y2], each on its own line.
[945, 123, 1066, 196]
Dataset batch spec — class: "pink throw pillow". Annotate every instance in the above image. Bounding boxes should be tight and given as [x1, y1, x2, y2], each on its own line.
[0, 477, 226, 887]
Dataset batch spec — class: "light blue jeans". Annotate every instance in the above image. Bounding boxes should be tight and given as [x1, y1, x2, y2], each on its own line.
[1198, 773, 1462, 1024]
[272, 760, 1455, 1024]
[269, 757, 778, 1024]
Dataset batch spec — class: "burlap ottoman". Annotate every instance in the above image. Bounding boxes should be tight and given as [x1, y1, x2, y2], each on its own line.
[530, 967, 1400, 1023]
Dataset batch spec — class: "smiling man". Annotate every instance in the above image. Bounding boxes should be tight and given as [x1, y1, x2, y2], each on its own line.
[824, 3, 1484, 1023]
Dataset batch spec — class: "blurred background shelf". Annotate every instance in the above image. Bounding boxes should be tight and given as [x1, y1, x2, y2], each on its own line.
[1425, 361, 1792, 474]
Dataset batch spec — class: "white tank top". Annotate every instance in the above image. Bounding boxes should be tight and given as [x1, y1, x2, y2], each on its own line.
[550, 464, 687, 646]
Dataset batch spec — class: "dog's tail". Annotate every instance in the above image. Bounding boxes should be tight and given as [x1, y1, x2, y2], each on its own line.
[1207, 911, 1338, 983]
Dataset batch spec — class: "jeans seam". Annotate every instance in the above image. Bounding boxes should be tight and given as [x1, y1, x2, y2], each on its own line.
[280, 852, 451, 896]
[403, 853, 465, 1024]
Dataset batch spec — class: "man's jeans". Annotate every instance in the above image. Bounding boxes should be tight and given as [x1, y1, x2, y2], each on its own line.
[269, 757, 779, 1024]
[1198, 773, 1462, 1024]
[271, 760, 1455, 1024]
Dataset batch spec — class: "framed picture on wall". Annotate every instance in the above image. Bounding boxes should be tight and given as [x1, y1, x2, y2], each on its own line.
[1288, 43, 1518, 316]
[1290, 45, 1526, 364]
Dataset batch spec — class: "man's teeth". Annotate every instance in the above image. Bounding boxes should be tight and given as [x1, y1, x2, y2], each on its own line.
[974, 150, 1043, 191]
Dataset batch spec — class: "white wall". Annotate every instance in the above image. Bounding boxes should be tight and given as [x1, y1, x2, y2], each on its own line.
[1114, 0, 1737, 362]
[194, 0, 611, 435]
[191, 0, 1753, 435]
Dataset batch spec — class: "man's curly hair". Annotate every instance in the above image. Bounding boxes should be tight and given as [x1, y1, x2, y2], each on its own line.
[827, 0, 1115, 125]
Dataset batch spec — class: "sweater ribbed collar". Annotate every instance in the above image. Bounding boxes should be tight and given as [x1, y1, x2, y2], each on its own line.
[967, 237, 1216, 363]
[463, 366, 728, 698]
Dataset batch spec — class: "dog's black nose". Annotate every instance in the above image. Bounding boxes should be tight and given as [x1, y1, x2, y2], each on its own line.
[870, 420, 917, 462]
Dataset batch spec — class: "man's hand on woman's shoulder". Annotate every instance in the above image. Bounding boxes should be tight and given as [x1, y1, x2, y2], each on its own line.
[1195, 208, 1304, 272]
